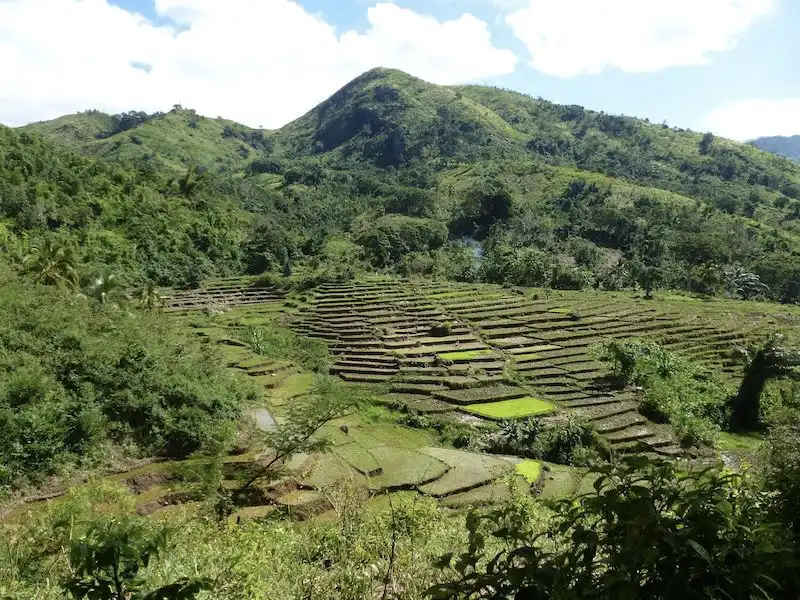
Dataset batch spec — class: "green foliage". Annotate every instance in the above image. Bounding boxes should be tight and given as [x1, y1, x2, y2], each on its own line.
[429, 457, 798, 599]
[763, 389, 800, 545]
[491, 416, 606, 466]
[63, 517, 210, 600]
[243, 325, 330, 373]
[239, 376, 364, 491]
[730, 335, 800, 431]
[595, 340, 730, 446]
[23, 238, 79, 289]
[0, 271, 253, 490]
[0, 125, 248, 286]
[355, 214, 447, 268]
[87, 272, 125, 305]
[10, 69, 800, 301]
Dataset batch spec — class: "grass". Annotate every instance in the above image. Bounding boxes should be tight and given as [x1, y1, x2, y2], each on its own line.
[538, 464, 585, 499]
[419, 448, 513, 496]
[368, 447, 449, 490]
[717, 432, 764, 452]
[515, 460, 543, 484]
[464, 397, 556, 419]
[437, 384, 527, 404]
[334, 443, 382, 476]
[441, 480, 514, 508]
[511, 353, 543, 362]
[437, 349, 494, 361]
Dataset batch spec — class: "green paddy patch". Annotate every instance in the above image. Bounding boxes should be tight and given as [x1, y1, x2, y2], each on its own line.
[437, 349, 494, 361]
[419, 448, 513, 496]
[464, 397, 556, 419]
[515, 459, 543, 484]
[511, 353, 543, 362]
[717, 432, 764, 452]
[548, 307, 573, 314]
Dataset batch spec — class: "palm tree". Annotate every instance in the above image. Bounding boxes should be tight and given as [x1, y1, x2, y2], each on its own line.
[176, 165, 204, 199]
[87, 273, 125, 305]
[138, 281, 163, 311]
[23, 239, 79, 289]
[729, 335, 800, 430]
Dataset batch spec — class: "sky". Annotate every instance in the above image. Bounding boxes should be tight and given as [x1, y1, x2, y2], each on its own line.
[1, 0, 799, 140]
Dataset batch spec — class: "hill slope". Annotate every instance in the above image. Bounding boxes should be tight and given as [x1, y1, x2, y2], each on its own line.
[22, 108, 273, 173]
[12, 68, 800, 302]
[752, 135, 800, 162]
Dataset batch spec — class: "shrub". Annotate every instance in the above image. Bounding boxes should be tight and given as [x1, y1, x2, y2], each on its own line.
[430, 457, 798, 599]
[0, 274, 253, 490]
[243, 325, 330, 373]
[595, 340, 730, 446]
[491, 416, 606, 466]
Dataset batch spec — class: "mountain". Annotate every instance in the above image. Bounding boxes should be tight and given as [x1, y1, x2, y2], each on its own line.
[21, 108, 272, 173]
[752, 135, 800, 162]
[9, 68, 800, 301]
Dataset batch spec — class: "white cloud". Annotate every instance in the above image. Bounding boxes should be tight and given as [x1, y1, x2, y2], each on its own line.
[0, 0, 517, 127]
[705, 98, 800, 140]
[505, 0, 775, 77]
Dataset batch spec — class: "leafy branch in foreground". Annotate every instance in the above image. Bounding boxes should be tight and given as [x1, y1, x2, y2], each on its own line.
[63, 517, 210, 600]
[429, 456, 797, 600]
[240, 376, 362, 490]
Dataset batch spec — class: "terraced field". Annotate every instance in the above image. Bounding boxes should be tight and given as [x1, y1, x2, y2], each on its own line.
[90, 276, 793, 522]
[294, 279, 554, 421]
[293, 277, 798, 458]
[162, 276, 282, 311]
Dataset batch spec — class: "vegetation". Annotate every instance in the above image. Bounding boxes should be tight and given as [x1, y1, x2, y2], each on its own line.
[3, 66, 800, 600]
[730, 335, 800, 431]
[0, 268, 254, 490]
[11, 67, 799, 302]
[463, 397, 555, 419]
[431, 457, 799, 599]
[594, 339, 733, 446]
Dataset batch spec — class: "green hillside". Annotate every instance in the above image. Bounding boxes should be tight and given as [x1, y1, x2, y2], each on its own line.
[22, 108, 272, 173]
[11, 67, 800, 302]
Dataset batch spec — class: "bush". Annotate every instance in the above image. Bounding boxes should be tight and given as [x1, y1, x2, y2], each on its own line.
[431, 457, 799, 599]
[243, 325, 330, 373]
[594, 340, 730, 446]
[490, 416, 607, 466]
[0, 274, 254, 490]
[355, 214, 448, 268]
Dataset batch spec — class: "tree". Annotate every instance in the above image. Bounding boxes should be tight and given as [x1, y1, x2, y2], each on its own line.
[729, 335, 800, 430]
[23, 239, 79, 289]
[137, 281, 163, 311]
[88, 273, 125, 305]
[175, 165, 204, 199]
[723, 265, 769, 300]
[628, 224, 669, 298]
[763, 398, 800, 545]
[282, 247, 292, 278]
[238, 376, 359, 491]
[699, 132, 715, 155]
[429, 457, 796, 599]
[62, 517, 210, 600]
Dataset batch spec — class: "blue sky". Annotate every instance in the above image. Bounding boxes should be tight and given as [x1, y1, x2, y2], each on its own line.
[1, 0, 798, 139]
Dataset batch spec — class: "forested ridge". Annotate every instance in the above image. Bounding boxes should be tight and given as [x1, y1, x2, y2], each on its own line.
[9, 67, 798, 302]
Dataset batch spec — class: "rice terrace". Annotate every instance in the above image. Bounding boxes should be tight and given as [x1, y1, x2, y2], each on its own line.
[140, 274, 799, 519]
